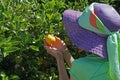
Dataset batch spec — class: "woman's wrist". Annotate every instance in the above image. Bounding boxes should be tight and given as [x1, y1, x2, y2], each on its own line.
[56, 53, 69, 80]
[61, 48, 74, 67]
[62, 48, 69, 54]
[55, 53, 63, 60]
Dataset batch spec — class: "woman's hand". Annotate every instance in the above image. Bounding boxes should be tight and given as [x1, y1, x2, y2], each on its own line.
[44, 36, 74, 67]
[44, 37, 70, 80]
[52, 37, 68, 53]
[44, 36, 66, 59]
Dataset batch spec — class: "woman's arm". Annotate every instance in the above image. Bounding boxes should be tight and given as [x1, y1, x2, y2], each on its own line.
[56, 53, 69, 80]
[59, 40, 74, 67]
[44, 39, 70, 80]
[44, 38, 74, 80]
[62, 48, 74, 67]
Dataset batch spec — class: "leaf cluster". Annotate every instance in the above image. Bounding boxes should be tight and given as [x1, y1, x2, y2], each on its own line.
[0, 0, 119, 80]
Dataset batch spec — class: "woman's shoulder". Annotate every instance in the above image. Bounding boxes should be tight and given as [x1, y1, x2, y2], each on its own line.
[70, 54, 110, 80]
[75, 54, 107, 62]
[72, 54, 108, 67]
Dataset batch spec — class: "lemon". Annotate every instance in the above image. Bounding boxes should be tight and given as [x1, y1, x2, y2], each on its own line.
[45, 34, 56, 45]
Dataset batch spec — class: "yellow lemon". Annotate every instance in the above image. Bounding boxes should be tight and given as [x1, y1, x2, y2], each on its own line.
[45, 34, 56, 45]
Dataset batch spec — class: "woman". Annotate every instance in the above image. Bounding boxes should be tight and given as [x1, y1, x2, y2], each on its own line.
[44, 3, 120, 80]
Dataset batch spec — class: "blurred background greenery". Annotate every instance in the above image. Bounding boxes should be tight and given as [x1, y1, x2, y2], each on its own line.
[0, 0, 120, 80]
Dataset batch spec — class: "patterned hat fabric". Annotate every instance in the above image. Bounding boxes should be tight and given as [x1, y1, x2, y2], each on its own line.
[63, 3, 120, 58]
[63, 3, 120, 80]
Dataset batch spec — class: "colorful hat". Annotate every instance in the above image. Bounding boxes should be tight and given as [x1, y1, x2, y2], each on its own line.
[63, 3, 120, 80]
[63, 3, 120, 58]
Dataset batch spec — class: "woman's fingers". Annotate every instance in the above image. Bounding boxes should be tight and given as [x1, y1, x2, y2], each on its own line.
[43, 37, 66, 59]
[44, 36, 67, 53]
[44, 40, 60, 54]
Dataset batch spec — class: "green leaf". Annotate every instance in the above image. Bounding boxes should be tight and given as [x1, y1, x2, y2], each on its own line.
[50, 0, 55, 9]
[49, 25, 54, 34]
[3, 47, 20, 57]
[0, 0, 5, 9]
[0, 37, 12, 47]
[46, 14, 53, 20]
[9, 75, 20, 80]
[0, 72, 9, 80]
[30, 45, 39, 51]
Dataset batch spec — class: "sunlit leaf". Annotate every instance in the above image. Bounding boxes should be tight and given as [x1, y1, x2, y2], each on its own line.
[0, 0, 6, 9]
[4, 47, 20, 57]
[30, 45, 39, 51]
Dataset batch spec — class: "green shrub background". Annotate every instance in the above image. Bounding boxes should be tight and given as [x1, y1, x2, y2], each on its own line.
[0, 0, 120, 80]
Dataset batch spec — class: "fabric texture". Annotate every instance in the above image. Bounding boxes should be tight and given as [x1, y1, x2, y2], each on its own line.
[63, 2, 120, 80]
[63, 9, 107, 58]
[69, 54, 112, 80]
[78, 3, 120, 80]
[107, 31, 120, 80]
[63, 3, 120, 58]
[78, 3, 111, 35]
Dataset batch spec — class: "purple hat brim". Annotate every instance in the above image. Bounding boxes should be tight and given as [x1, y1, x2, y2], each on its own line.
[63, 10, 108, 58]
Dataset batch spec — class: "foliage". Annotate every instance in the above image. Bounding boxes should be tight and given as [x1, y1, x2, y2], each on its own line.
[0, 0, 120, 80]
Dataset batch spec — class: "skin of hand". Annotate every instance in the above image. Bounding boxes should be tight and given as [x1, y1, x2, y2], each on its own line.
[44, 37, 69, 80]
[44, 37, 65, 59]
[44, 37, 74, 80]
[44, 36, 74, 67]
[44, 37, 68, 59]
